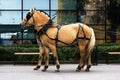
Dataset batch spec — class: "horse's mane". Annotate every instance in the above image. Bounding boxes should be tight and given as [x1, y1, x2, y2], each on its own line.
[39, 10, 51, 19]
[26, 9, 51, 21]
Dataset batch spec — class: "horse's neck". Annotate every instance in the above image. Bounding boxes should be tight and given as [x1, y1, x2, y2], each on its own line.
[34, 18, 49, 31]
[34, 11, 49, 25]
[34, 11, 57, 31]
[51, 22, 58, 27]
[34, 26, 42, 32]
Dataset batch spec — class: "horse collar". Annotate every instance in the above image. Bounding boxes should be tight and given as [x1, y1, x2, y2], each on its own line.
[36, 19, 53, 39]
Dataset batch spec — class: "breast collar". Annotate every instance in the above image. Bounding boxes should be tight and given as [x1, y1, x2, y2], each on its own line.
[36, 19, 53, 39]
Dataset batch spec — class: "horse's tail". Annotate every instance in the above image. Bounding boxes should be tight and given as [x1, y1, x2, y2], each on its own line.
[85, 27, 96, 60]
[88, 27, 96, 53]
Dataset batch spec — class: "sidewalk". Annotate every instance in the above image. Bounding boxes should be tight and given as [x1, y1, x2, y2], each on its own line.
[0, 64, 120, 80]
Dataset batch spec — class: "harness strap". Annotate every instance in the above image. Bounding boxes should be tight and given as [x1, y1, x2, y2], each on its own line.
[37, 23, 91, 47]
[67, 24, 90, 46]
[80, 24, 87, 39]
[37, 19, 52, 39]
[44, 32, 71, 46]
[55, 25, 61, 47]
[44, 25, 71, 46]
[78, 37, 90, 40]
[78, 24, 90, 40]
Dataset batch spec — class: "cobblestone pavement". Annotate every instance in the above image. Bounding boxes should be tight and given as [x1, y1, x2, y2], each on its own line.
[0, 64, 120, 80]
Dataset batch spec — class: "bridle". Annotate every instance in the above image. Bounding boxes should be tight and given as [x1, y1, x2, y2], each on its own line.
[22, 11, 91, 47]
[22, 12, 35, 28]
[22, 11, 53, 38]
[26, 12, 34, 22]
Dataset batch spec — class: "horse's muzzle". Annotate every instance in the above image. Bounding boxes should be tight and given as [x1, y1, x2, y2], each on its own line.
[20, 23, 26, 29]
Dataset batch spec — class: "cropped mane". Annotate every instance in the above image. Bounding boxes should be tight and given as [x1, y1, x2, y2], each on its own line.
[39, 10, 51, 19]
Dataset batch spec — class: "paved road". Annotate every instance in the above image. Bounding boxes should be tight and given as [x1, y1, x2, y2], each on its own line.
[0, 64, 120, 80]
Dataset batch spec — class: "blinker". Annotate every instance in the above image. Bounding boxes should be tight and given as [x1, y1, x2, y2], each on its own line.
[26, 12, 33, 21]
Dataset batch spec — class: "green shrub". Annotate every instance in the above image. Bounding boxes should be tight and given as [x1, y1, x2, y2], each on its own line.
[0, 44, 120, 62]
[97, 44, 120, 60]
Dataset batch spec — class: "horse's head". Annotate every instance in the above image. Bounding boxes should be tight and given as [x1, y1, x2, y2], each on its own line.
[20, 8, 36, 28]
[20, 8, 50, 30]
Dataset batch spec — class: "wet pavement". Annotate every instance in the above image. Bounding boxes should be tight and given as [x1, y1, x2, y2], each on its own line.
[0, 64, 120, 80]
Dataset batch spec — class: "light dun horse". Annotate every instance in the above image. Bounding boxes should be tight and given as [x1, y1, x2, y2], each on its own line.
[20, 8, 95, 72]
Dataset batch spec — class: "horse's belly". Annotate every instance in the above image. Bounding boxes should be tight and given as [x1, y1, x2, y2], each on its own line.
[58, 32, 77, 46]
[57, 38, 77, 46]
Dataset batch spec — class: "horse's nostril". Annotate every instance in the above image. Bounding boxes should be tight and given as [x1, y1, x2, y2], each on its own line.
[20, 23, 25, 29]
[20, 23, 22, 26]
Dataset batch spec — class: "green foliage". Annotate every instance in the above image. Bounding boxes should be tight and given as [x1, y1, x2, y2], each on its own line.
[97, 44, 120, 60]
[114, 0, 120, 5]
[0, 44, 120, 62]
[57, 47, 79, 61]
[58, 0, 77, 24]
[0, 44, 39, 61]
[59, 12, 77, 24]
[107, 0, 120, 25]
[60, 0, 76, 10]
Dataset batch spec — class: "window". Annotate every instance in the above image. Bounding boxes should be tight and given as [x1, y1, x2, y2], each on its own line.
[51, 0, 58, 9]
[58, 0, 76, 10]
[1, 33, 17, 39]
[0, 11, 21, 24]
[23, 0, 49, 9]
[0, 0, 21, 9]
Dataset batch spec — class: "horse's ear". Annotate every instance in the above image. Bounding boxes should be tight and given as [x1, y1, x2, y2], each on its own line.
[29, 9, 32, 12]
[33, 8, 36, 11]
[29, 8, 36, 13]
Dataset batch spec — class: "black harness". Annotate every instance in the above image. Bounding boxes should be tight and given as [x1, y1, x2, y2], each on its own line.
[36, 19, 53, 39]
[25, 11, 90, 47]
[36, 21, 90, 47]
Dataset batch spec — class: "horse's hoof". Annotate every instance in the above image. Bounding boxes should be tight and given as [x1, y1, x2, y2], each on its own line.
[76, 66, 81, 72]
[33, 67, 39, 70]
[41, 66, 48, 72]
[56, 65, 60, 69]
[55, 70, 60, 72]
[85, 65, 91, 72]
[33, 66, 40, 70]
[85, 69, 90, 72]
[76, 69, 80, 72]
[42, 69, 46, 72]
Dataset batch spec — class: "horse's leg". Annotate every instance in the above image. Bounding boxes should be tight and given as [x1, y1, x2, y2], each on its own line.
[49, 44, 60, 72]
[85, 49, 93, 72]
[76, 46, 86, 72]
[85, 27, 95, 72]
[76, 40, 87, 72]
[34, 46, 44, 70]
[85, 54, 91, 72]
[85, 35, 95, 71]
[42, 47, 49, 72]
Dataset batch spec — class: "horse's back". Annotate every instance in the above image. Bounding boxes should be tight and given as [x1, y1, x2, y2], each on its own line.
[54, 23, 78, 45]
[60, 23, 92, 37]
[46, 23, 93, 46]
[79, 23, 93, 38]
[59, 23, 79, 36]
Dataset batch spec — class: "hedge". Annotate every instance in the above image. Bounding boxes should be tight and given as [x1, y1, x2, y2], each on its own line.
[0, 43, 120, 62]
[96, 43, 120, 60]
[0, 44, 39, 61]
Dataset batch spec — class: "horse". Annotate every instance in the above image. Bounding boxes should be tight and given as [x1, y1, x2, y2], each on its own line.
[20, 8, 95, 72]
